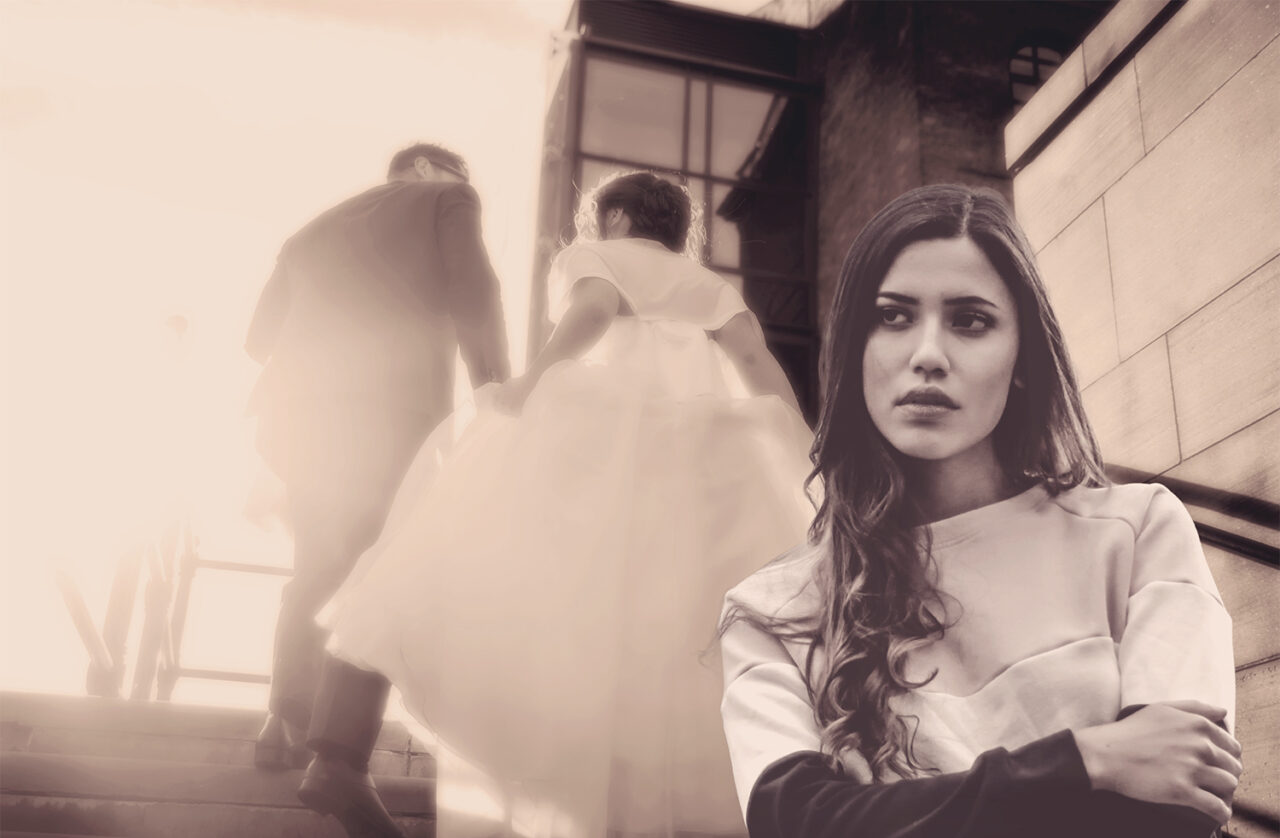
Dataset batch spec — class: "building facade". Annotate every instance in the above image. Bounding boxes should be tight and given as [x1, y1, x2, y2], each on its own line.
[532, 0, 1107, 419]
[1006, 1, 1280, 833]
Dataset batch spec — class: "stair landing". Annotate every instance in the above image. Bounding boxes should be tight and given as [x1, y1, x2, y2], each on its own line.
[0, 690, 434, 837]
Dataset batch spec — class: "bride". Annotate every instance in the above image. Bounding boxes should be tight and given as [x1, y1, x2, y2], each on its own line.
[315, 171, 815, 837]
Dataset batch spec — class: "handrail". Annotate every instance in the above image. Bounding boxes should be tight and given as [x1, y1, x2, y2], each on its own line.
[1106, 465, 1279, 569]
[55, 570, 115, 676]
[1195, 521, 1280, 569]
[1106, 465, 1280, 532]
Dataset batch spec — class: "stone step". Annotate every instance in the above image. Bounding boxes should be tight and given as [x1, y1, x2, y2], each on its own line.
[0, 691, 422, 753]
[1, 794, 431, 838]
[0, 752, 432, 815]
[0, 690, 433, 778]
[1, 717, 432, 779]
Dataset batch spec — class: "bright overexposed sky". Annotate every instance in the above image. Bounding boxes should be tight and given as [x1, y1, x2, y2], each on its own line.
[0, 0, 767, 702]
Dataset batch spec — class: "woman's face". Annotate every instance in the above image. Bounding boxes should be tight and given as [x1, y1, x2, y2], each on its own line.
[862, 236, 1020, 466]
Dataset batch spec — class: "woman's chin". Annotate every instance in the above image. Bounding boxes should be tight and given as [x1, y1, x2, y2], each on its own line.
[886, 431, 964, 463]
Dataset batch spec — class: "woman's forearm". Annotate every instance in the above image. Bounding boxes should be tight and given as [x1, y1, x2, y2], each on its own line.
[525, 302, 613, 385]
[749, 733, 1219, 838]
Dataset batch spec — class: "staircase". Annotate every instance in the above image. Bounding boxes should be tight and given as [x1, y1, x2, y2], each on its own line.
[0, 691, 434, 837]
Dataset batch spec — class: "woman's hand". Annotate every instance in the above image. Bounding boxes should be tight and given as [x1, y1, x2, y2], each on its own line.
[493, 374, 536, 416]
[1073, 700, 1243, 824]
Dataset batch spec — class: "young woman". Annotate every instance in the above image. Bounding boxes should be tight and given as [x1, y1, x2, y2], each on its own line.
[719, 184, 1240, 838]
[321, 171, 815, 837]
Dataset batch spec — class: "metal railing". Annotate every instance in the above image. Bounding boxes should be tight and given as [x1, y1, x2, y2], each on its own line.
[58, 515, 290, 701]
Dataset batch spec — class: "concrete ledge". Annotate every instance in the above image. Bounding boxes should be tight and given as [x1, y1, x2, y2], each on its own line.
[1004, 47, 1086, 169]
[1081, 0, 1169, 85]
[1004, 0, 1175, 171]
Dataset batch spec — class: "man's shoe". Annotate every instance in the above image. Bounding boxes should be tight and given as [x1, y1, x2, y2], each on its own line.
[297, 754, 404, 838]
[254, 712, 312, 770]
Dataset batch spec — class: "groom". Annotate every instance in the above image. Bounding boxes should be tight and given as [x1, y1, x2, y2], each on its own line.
[246, 143, 509, 833]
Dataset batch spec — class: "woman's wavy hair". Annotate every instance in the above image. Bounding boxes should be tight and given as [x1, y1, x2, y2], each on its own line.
[573, 170, 706, 261]
[799, 184, 1106, 779]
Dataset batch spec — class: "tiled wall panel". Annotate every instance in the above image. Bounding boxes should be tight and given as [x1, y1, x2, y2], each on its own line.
[1203, 544, 1280, 669]
[1165, 410, 1280, 506]
[1012, 65, 1144, 251]
[1105, 37, 1280, 358]
[1137, 0, 1280, 149]
[1168, 257, 1280, 457]
[1036, 199, 1119, 388]
[1082, 337, 1180, 474]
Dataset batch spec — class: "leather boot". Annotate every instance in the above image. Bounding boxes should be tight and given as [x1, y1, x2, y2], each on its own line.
[254, 712, 313, 770]
[297, 754, 404, 838]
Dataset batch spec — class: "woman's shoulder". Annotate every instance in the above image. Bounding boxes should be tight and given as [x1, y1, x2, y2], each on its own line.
[551, 239, 606, 268]
[1047, 480, 1189, 537]
[723, 538, 826, 624]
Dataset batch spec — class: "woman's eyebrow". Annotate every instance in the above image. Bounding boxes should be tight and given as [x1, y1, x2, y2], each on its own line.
[877, 292, 1000, 308]
[944, 295, 999, 307]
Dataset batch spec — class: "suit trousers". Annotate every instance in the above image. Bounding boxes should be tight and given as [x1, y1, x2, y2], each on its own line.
[266, 398, 429, 731]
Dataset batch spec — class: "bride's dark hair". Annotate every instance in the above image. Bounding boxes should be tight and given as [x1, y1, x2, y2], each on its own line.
[754, 184, 1106, 779]
[573, 170, 704, 259]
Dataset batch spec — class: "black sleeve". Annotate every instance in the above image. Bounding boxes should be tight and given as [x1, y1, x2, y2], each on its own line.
[436, 183, 510, 385]
[748, 730, 1219, 838]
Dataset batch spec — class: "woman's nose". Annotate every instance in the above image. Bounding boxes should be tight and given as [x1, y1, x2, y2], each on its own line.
[908, 321, 950, 378]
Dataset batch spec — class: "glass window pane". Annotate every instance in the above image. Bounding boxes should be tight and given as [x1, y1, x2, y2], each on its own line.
[1010, 58, 1033, 77]
[688, 80, 707, 173]
[710, 84, 808, 186]
[579, 159, 684, 192]
[580, 57, 684, 170]
[710, 184, 805, 276]
[578, 158, 635, 196]
[710, 83, 780, 179]
[710, 182, 741, 269]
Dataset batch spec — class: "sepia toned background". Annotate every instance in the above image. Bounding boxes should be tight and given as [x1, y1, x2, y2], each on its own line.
[2, 0, 1276, 835]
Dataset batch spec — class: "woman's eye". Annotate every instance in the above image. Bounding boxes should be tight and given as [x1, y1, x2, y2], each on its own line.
[953, 311, 994, 332]
[878, 306, 911, 326]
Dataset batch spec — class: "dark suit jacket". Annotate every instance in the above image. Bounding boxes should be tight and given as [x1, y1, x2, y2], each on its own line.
[245, 180, 509, 473]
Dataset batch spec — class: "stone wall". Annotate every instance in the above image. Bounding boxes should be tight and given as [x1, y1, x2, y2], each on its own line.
[810, 1, 1104, 328]
[1006, 2, 1280, 833]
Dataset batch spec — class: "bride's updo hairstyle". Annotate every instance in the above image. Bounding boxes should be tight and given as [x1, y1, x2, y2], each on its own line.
[574, 170, 705, 261]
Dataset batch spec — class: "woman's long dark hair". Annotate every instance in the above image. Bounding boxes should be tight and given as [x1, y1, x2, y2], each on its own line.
[800, 184, 1106, 778]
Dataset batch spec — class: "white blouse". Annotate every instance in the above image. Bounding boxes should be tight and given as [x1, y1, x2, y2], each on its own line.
[720, 482, 1236, 816]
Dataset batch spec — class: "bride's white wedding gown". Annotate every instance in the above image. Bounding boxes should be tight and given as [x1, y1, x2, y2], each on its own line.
[321, 237, 815, 837]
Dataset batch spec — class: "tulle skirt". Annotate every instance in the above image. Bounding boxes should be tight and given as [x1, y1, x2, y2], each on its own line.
[321, 358, 815, 837]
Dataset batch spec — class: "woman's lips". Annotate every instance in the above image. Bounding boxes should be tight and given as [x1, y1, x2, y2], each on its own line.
[895, 388, 960, 417]
[897, 402, 957, 419]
